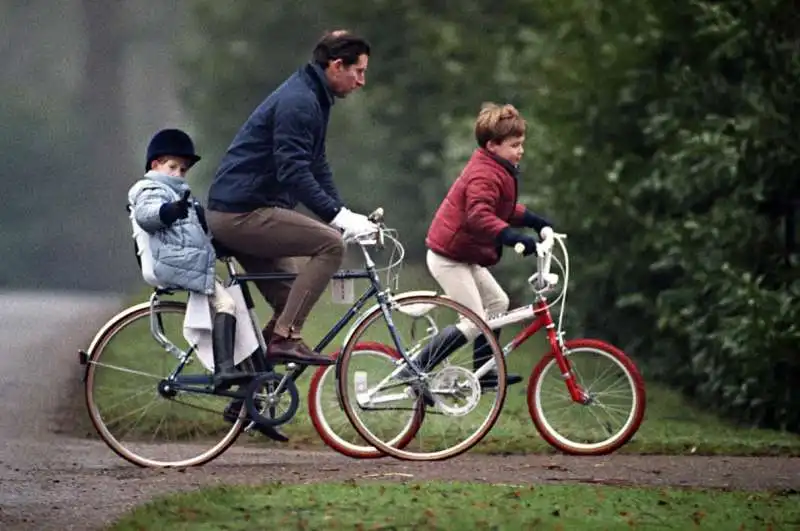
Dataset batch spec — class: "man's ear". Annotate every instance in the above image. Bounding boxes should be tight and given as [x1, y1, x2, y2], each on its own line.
[328, 58, 344, 72]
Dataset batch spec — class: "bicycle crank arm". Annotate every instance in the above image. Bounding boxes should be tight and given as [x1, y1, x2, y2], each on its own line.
[356, 392, 410, 407]
[243, 420, 290, 442]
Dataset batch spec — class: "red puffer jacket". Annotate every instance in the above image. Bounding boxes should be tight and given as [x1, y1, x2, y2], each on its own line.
[426, 148, 527, 267]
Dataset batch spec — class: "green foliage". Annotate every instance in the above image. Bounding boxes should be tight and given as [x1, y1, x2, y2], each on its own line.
[515, 0, 800, 430]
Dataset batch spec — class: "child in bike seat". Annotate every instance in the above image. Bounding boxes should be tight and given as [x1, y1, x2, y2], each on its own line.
[127, 128, 248, 391]
[409, 103, 554, 390]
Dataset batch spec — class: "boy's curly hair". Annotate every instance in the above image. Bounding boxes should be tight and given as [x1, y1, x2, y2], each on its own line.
[474, 102, 526, 148]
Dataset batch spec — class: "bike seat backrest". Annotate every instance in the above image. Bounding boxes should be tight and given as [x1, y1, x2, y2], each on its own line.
[126, 204, 166, 289]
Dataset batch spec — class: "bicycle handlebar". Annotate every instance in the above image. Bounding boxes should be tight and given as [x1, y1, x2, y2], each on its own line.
[514, 230, 567, 291]
[349, 206, 391, 249]
[512, 231, 566, 255]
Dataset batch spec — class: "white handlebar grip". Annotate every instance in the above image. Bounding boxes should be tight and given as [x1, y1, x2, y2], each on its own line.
[514, 242, 525, 254]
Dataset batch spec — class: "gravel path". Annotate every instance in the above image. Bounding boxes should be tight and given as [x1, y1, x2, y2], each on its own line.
[1, 291, 798, 531]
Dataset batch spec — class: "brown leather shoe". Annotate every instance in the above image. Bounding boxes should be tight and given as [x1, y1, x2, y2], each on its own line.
[266, 336, 333, 366]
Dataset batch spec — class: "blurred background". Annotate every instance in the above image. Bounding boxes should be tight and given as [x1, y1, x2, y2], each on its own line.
[3, 0, 798, 431]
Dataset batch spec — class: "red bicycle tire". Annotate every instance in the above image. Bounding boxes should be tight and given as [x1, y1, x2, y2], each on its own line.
[527, 338, 646, 455]
[307, 341, 423, 459]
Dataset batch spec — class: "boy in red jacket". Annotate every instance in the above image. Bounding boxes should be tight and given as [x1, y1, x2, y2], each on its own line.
[408, 103, 553, 390]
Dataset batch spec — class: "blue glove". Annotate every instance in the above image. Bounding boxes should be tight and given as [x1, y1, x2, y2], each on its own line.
[522, 209, 552, 232]
[159, 190, 191, 226]
[497, 227, 537, 256]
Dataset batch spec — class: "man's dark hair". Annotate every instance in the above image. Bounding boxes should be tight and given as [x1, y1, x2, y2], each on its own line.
[312, 30, 370, 68]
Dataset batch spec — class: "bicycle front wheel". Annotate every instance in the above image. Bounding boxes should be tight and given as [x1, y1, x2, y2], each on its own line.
[84, 300, 245, 467]
[527, 338, 646, 455]
[336, 293, 506, 461]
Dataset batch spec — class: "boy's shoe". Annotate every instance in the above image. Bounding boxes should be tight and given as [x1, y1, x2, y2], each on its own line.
[479, 371, 523, 391]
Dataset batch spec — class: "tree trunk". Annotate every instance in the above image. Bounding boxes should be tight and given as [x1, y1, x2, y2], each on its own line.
[77, 0, 137, 290]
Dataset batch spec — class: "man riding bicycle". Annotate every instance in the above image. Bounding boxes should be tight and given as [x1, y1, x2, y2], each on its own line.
[206, 30, 377, 368]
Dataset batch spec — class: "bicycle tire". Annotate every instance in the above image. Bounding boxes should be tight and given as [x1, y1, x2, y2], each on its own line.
[84, 300, 245, 468]
[308, 341, 423, 459]
[527, 338, 646, 455]
[336, 293, 506, 461]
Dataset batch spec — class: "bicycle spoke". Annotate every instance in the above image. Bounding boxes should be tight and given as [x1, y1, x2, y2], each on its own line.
[529, 344, 644, 454]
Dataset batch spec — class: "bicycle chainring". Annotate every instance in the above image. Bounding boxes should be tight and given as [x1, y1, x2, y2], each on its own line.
[244, 372, 300, 427]
[429, 365, 481, 417]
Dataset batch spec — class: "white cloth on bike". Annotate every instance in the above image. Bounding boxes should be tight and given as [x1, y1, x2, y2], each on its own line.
[182, 284, 260, 372]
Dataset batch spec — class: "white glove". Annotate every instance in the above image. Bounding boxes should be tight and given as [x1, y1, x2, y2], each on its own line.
[539, 226, 554, 241]
[330, 207, 378, 242]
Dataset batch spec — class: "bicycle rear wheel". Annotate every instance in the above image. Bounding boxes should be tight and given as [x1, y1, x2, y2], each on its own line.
[83, 300, 245, 467]
[308, 341, 423, 459]
[336, 293, 506, 461]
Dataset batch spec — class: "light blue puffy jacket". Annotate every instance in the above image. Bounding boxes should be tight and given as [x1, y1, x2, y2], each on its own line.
[127, 171, 216, 295]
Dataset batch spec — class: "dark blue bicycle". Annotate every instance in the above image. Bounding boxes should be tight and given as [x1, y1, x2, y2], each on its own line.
[80, 209, 506, 467]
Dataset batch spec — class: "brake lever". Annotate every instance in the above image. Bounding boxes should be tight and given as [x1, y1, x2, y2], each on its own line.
[367, 207, 385, 248]
[367, 207, 384, 224]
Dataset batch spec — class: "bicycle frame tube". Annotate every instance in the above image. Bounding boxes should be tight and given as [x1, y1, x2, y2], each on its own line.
[222, 254, 386, 377]
[234, 270, 373, 282]
[482, 298, 584, 402]
[313, 285, 378, 353]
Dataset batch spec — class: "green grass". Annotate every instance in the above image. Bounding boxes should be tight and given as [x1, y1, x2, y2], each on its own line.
[83, 259, 800, 457]
[108, 481, 800, 530]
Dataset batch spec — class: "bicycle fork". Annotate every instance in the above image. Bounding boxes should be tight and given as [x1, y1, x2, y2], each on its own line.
[544, 322, 589, 404]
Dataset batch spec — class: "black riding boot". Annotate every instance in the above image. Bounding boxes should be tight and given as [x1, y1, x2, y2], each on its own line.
[406, 325, 469, 375]
[212, 313, 249, 391]
[473, 329, 523, 389]
[223, 316, 289, 442]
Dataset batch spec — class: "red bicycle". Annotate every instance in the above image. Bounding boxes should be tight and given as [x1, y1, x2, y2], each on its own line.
[308, 230, 646, 459]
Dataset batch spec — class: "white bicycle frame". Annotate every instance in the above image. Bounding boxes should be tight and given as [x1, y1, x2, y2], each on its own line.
[354, 230, 569, 406]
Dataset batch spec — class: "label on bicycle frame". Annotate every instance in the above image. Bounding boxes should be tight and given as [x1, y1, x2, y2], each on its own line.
[331, 277, 355, 304]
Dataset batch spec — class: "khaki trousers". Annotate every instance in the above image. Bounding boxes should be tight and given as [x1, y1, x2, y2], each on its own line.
[207, 207, 345, 339]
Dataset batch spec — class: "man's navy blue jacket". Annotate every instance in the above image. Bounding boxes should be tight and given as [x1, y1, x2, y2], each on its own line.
[207, 63, 343, 222]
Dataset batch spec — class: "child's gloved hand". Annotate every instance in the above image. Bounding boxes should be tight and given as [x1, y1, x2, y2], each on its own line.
[522, 209, 552, 231]
[159, 190, 191, 226]
[498, 227, 537, 256]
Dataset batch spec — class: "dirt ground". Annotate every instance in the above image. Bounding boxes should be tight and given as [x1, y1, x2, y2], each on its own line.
[1, 292, 798, 531]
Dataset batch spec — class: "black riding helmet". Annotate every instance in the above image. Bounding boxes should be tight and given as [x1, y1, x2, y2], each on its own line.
[145, 128, 202, 171]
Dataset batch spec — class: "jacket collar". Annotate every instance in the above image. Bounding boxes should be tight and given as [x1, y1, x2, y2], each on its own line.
[476, 148, 520, 178]
[144, 170, 190, 193]
[302, 62, 335, 108]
